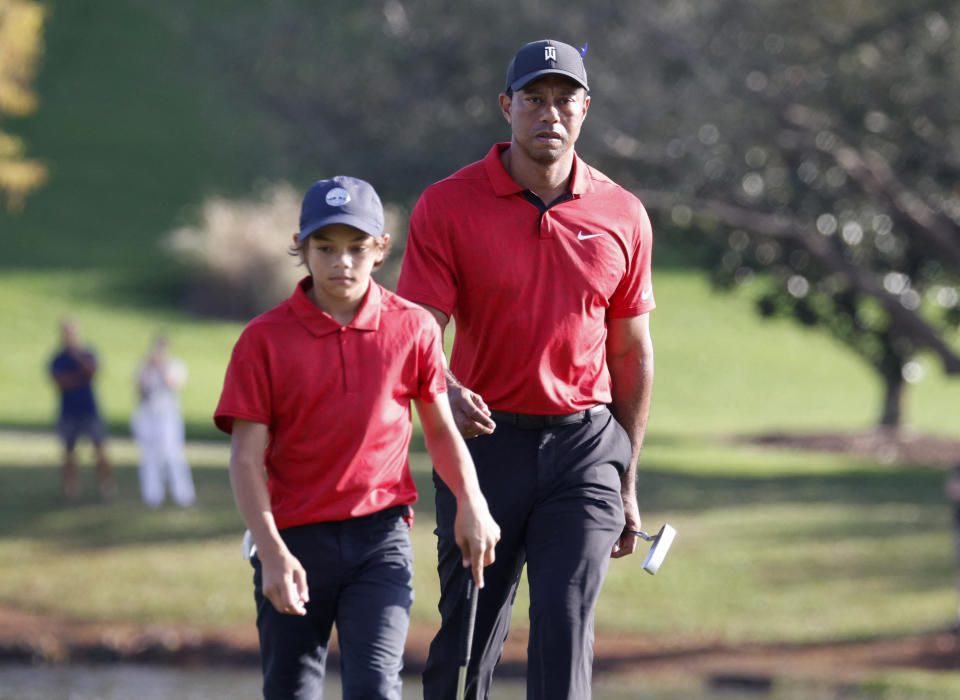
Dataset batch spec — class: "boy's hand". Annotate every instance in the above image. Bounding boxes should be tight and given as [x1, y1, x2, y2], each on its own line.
[455, 493, 500, 588]
[260, 550, 310, 615]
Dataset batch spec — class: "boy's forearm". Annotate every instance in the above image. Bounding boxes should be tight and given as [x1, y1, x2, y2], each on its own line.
[417, 396, 483, 503]
[228, 423, 288, 558]
[230, 457, 285, 554]
[425, 422, 482, 502]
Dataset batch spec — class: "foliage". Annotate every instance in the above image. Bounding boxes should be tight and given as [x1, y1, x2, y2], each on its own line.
[4, 0, 959, 428]
[163, 183, 308, 319]
[597, 0, 960, 427]
[163, 182, 409, 319]
[0, 0, 47, 210]
[139, 0, 960, 427]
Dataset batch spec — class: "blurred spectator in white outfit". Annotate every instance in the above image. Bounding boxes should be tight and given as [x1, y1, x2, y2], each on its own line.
[131, 335, 195, 507]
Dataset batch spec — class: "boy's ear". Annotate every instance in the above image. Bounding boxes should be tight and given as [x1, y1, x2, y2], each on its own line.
[377, 233, 391, 263]
[292, 233, 305, 261]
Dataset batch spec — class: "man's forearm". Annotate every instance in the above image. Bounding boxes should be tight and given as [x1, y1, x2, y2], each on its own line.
[606, 314, 655, 493]
[609, 354, 653, 493]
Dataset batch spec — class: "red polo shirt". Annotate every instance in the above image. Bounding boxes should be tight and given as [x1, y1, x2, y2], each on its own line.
[214, 277, 446, 529]
[397, 143, 655, 415]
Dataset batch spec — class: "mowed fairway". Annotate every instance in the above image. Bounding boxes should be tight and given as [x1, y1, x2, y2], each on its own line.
[0, 428, 954, 641]
[2, 268, 960, 698]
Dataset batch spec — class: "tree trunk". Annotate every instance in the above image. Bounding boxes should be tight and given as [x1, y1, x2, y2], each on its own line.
[879, 370, 904, 431]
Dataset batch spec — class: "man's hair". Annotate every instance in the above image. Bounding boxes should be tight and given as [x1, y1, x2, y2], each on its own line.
[289, 230, 391, 269]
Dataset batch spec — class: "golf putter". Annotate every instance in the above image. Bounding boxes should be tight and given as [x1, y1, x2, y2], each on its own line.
[456, 578, 479, 700]
[630, 524, 676, 574]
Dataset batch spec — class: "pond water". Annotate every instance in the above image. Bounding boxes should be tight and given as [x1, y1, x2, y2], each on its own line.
[0, 663, 837, 699]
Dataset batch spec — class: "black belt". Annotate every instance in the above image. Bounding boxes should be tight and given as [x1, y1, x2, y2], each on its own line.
[489, 405, 606, 430]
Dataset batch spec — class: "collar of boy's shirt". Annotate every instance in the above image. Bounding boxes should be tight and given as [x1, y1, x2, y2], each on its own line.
[290, 276, 381, 337]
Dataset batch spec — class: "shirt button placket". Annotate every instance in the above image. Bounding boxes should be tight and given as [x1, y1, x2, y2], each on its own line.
[338, 327, 352, 392]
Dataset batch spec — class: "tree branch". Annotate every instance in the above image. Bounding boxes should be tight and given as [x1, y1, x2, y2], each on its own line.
[783, 104, 960, 270]
[639, 189, 960, 374]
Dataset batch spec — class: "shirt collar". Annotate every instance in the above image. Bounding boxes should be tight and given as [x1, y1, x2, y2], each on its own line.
[290, 276, 382, 337]
[483, 142, 593, 198]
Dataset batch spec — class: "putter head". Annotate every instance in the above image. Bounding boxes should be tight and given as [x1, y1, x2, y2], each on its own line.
[641, 524, 676, 575]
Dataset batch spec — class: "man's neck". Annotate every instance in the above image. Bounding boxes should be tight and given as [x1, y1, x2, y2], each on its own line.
[501, 143, 575, 205]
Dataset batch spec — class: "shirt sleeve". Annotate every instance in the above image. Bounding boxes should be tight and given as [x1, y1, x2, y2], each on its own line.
[608, 200, 656, 318]
[416, 320, 448, 402]
[396, 190, 459, 316]
[213, 328, 272, 434]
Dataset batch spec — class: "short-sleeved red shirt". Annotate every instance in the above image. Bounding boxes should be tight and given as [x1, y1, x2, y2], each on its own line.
[214, 277, 447, 529]
[397, 143, 655, 415]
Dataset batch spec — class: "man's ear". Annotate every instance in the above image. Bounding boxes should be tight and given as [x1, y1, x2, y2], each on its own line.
[498, 92, 513, 125]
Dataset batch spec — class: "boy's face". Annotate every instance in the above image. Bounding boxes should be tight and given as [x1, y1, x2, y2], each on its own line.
[297, 224, 388, 314]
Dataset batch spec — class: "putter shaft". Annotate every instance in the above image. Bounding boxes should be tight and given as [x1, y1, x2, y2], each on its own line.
[456, 579, 479, 700]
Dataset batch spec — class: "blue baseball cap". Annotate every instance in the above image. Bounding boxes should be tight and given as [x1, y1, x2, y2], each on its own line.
[505, 39, 589, 93]
[297, 176, 385, 242]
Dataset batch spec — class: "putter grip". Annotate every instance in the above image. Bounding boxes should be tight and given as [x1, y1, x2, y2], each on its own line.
[461, 579, 479, 665]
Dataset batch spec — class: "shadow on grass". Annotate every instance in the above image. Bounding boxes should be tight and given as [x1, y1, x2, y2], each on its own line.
[0, 464, 243, 549]
[3, 438, 950, 555]
[638, 465, 947, 513]
[407, 449, 949, 529]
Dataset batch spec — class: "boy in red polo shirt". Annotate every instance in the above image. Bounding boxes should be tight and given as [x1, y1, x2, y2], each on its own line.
[215, 176, 499, 700]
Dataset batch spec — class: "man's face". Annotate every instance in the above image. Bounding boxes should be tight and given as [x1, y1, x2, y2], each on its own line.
[499, 75, 590, 164]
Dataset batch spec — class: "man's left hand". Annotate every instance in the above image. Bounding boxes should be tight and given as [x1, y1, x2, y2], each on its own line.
[611, 493, 641, 559]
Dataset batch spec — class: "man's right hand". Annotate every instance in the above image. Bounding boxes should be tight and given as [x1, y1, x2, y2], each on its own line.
[448, 383, 496, 439]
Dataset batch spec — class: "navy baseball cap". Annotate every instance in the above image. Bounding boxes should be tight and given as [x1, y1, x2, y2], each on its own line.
[505, 39, 589, 93]
[297, 176, 384, 242]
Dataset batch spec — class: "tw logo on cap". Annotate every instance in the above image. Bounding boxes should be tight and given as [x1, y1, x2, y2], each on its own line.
[325, 187, 351, 207]
[544, 45, 557, 62]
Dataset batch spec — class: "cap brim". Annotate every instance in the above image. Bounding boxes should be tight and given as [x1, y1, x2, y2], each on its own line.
[510, 68, 589, 92]
[298, 213, 383, 241]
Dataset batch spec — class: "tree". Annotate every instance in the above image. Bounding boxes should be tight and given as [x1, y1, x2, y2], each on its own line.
[587, 0, 960, 430]
[153, 0, 959, 428]
[0, 0, 47, 211]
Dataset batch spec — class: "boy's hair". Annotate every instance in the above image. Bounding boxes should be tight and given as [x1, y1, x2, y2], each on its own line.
[289, 229, 392, 269]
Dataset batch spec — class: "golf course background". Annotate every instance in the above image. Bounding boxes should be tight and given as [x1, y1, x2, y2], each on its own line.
[3, 2, 960, 696]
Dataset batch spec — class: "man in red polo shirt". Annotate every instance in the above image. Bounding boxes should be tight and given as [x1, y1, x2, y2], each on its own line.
[215, 176, 500, 700]
[397, 40, 655, 699]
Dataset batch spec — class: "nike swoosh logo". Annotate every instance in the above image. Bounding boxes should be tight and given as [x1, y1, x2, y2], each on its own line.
[641, 287, 652, 301]
[577, 231, 603, 240]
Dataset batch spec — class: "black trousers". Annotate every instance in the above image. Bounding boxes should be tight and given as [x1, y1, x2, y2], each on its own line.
[253, 507, 414, 700]
[423, 407, 629, 700]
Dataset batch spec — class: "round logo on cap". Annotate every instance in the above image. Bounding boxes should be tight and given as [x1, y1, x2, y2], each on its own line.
[325, 187, 351, 207]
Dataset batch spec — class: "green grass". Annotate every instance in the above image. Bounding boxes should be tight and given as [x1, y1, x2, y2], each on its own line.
[2, 429, 956, 648]
[3, 267, 957, 442]
[2, 1, 258, 274]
